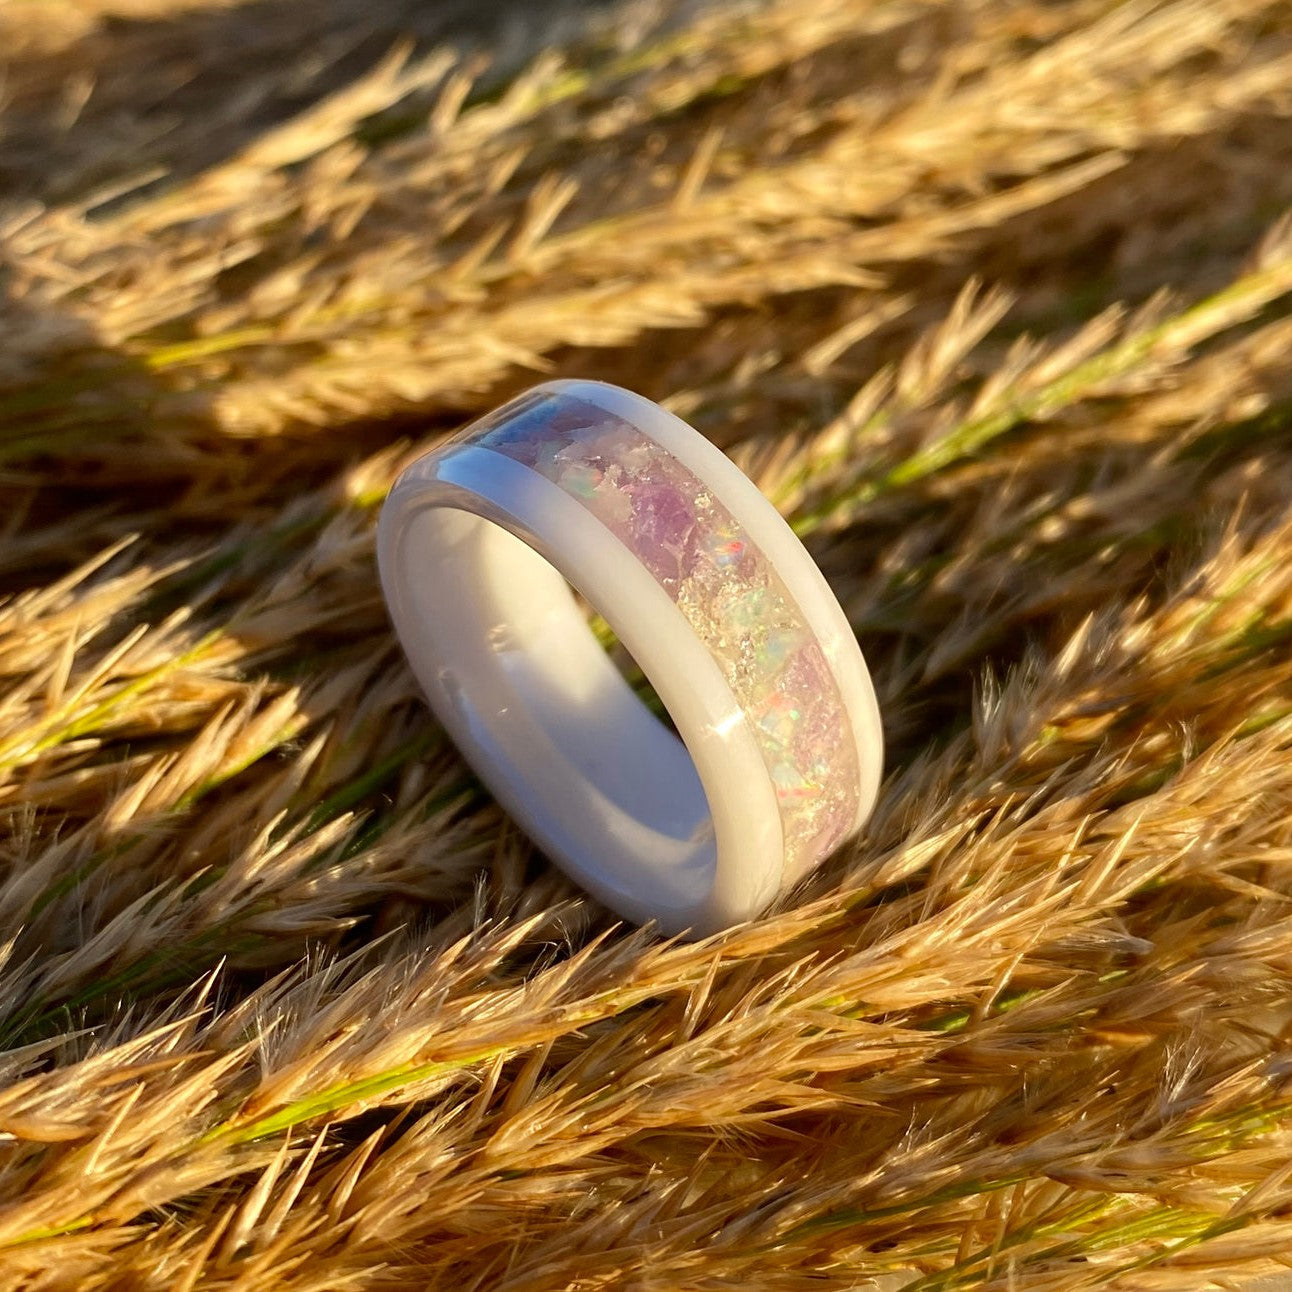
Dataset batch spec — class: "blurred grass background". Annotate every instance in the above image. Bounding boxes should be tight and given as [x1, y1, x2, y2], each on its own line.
[4, 0, 1292, 1287]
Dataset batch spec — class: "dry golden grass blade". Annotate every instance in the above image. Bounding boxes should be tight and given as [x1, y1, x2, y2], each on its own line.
[5, 0, 1292, 1287]
[4, 0, 1291, 492]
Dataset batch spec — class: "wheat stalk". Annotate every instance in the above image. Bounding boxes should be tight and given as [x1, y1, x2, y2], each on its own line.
[4, 0, 1292, 1287]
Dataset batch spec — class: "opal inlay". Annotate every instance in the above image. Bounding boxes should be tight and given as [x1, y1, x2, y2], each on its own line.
[464, 389, 861, 880]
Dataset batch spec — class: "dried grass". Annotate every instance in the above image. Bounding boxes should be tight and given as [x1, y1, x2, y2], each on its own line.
[4, 0, 1292, 1286]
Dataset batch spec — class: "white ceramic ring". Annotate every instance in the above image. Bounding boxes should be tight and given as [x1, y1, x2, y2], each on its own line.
[377, 379, 882, 938]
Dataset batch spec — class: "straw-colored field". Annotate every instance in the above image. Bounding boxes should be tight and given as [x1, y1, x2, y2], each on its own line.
[4, 0, 1292, 1286]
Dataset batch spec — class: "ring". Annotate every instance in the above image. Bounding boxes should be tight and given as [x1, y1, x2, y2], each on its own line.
[377, 380, 883, 937]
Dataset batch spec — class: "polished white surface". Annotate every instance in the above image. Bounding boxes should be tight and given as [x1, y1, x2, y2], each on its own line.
[551, 380, 884, 856]
[377, 381, 882, 936]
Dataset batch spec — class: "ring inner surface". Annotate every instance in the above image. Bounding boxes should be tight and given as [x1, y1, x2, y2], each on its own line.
[400, 504, 717, 909]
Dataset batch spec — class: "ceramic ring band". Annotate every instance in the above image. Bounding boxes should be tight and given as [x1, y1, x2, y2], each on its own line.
[377, 379, 883, 937]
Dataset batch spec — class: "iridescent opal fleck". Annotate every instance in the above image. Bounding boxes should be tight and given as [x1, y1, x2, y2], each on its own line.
[472, 390, 861, 879]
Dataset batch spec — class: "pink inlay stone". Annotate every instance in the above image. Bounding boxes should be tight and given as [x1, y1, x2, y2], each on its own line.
[627, 476, 701, 591]
[475, 391, 861, 881]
